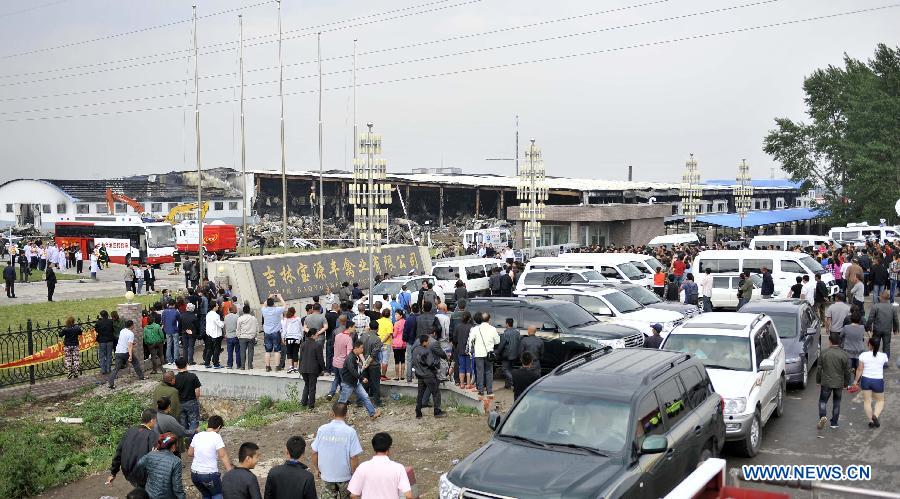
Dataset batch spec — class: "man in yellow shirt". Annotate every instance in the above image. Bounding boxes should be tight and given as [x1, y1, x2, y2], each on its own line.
[376, 309, 394, 379]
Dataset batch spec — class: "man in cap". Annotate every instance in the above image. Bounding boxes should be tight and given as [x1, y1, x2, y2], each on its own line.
[644, 324, 664, 349]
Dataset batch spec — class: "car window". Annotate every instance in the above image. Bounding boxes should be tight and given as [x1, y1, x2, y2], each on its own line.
[699, 258, 739, 273]
[764, 324, 780, 355]
[576, 296, 613, 316]
[743, 259, 773, 274]
[655, 377, 689, 428]
[432, 266, 457, 280]
[712, 276, 730, 289]
[769, 313, 798, 339]
[466, 265, 486, 279]
[523, 272, 547, 285]
[664, 334, 753, 371]
[550, 294, 577, 304]
[781, 260, 805, 274]
[521, 307, 554, 330]
[679, 367, 709, 409]
[634, 393, 665, 450]
[601, 291, 643, 314]
[600, 266, 620, 279]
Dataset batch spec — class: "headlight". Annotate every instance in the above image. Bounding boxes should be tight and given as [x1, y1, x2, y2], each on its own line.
[785, 356, 800, 364]
[439, 474, 461, 499]
[724, 397, 747, 415]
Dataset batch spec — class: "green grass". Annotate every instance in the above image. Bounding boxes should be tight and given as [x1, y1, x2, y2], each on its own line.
[0, 391, 144, 497]
[230, 393, 305, 429]
[0, 294, 157, 331]
[1, 264, 82, 282]
[454, 405, 481, 416]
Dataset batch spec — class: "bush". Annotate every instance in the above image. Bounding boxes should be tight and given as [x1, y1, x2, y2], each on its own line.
[70, 391, 144, 446]
[0, 422, 94, 497]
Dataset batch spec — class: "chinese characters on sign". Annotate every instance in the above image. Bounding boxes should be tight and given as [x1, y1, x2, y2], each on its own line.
[247, 245, 426, 302]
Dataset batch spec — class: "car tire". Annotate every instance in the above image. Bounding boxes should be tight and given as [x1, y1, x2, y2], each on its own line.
[798, 358, 809, 390]
[774, 376, 785, 418]
[738, 410, 762, 458]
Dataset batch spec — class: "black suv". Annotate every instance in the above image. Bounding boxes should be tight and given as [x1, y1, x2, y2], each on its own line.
[440, 348, 725, 499]
[466, 297, 645, 372]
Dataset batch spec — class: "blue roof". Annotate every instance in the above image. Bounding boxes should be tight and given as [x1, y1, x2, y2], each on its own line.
[696, 208, 823, 228]
[703, 179, 802, 189]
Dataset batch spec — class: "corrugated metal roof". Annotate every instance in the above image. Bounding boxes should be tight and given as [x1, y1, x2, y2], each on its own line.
[696, 207, 823, 228]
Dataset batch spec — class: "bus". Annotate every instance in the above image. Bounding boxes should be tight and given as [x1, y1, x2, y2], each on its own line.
[54, 216, 175, 265]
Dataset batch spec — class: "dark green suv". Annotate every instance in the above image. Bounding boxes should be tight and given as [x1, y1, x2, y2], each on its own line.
[439, 348, 726, 499]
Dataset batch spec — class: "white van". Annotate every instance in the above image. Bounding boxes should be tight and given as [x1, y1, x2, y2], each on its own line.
[461, 228, 511, 250]
[693, 250, 838, 297]
[561, 252, 665, 277]
[828, 223, 899, 243]
[532, 254, 653, 288]
[749, 235, 833, 251]
[514, 267, 611, 294]
[647, 232, 700, 248]
[431, 257, 504, 301]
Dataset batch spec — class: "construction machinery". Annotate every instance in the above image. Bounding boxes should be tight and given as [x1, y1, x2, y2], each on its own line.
[105, 189, 145, 215]
[164, 201, 208, 224]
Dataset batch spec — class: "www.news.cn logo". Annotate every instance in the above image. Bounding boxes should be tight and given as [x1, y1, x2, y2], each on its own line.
[742, 464, 872, 481]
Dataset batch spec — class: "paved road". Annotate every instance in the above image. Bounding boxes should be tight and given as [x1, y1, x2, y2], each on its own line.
[725, 331, 900, 498]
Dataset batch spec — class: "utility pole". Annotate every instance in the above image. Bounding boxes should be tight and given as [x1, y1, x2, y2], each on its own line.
[735, 159, 754, 239]
[351, 38, 358, 244]
[317, 32, 324, 247]
[192, 5, 205, 279]
[239, 14, 247, 256]
[277, 0, 288, 253]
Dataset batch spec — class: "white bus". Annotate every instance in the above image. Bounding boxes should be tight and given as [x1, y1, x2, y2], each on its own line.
[828, 223, 899, 243]
[749, 235, 833, 251]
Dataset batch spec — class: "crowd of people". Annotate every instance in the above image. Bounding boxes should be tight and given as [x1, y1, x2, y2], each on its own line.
[4, 238, 109, 300]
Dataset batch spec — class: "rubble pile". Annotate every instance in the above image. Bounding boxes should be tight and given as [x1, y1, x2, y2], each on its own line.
[7, 224, 44, 237]
[239, 214, 354, 248]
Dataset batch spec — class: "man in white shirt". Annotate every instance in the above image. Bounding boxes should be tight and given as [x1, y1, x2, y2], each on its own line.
[108, 320, 145, 389]
[204, 303, 225, 368]
[697, 268, 714, 312]
[348, 432, 413, 499]
[188, 415, 232, 498]
[800, 275, 815, 306]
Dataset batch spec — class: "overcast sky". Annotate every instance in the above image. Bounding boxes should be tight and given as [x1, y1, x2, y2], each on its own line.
[0, 0, 897, 185]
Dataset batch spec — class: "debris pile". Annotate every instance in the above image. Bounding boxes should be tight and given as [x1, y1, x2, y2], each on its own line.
[6, 224, 44, 237]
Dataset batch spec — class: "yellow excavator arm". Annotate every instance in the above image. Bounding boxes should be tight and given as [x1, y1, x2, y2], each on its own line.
[164, 202, 209, 224]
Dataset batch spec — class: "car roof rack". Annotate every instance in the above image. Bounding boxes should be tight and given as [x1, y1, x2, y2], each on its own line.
[648, 354, 692, 381]
[551, 347, 613, 376]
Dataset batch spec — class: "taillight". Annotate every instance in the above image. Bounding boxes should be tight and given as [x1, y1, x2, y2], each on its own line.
[719, 395, 725, 414]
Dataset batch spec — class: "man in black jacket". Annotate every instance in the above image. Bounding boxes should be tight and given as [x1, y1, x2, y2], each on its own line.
[298, 331, 326, 409]
[338, 341, 381, 419]
[107, 408, 158, 487]
[415, 302, 441, 340]
[46, 264, 57, 302]
[518, 326, 544, 371]
[512, 352, 541, 400]
[222, 442, 263, 499]
[496, 318, 521, 389]
[413, 334, 447, 419]
[3, 263, 15, 298]
[359, 321, 384, 407]
[264, 437, 317, 499]
[498, 269, 513, 297]
[760, 266, 774, 299]
[488, 268, 502, 296]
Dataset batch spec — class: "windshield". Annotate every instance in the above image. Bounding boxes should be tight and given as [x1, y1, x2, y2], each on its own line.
[630, 261, 653, 275]
[768, 313, 798, 339]
[372, 281, 404, 296]
[432, 266, 457, 280]
[582, 270, 605, 281]
[500, 390, 629, 454]
[799, 256, 825, 274]
[664, 334, 752, 371]
[619, 263, 644, 280]
[603, 291, 643, 314]
[551, 302, 599, 328]
[644, 257, 663, 272]
[145, 225, 175, 248]
[622, 286, 662, 305]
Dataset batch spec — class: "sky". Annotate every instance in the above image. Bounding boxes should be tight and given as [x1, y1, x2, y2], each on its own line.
[0, 0, 897, 185]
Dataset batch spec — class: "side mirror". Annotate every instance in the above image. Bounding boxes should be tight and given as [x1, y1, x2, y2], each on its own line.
[487, 411, 501, 430]
[758, 358, 775, 372]
[640, 435, 668, 454]
[542, 322, 558, 332]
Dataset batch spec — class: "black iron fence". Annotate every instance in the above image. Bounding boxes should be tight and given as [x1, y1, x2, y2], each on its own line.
[0, 317, 102, 387]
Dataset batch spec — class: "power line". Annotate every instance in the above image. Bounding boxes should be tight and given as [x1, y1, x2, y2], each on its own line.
[0, 0, 480, 80]
[0, 0, 68, 20]
[0, 0, 276, 60]
[2, 4, 895, 123]
[0, 0, 781, 116]
[0, 0, 675, 99]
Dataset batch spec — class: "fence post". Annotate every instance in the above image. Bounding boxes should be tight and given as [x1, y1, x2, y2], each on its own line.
[26, 319, 35, 385]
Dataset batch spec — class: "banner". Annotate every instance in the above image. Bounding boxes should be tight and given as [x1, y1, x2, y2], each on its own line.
[247, 245, 426, 302]
[0, 330, 98, 369]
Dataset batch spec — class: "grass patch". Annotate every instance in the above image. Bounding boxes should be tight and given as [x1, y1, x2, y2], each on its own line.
[454, 405, 481, 416]
[230, 392, 304, 429]
[0, 264, 82, 283]
[0, 294, 157, 331]
[0, 391, 144, 497]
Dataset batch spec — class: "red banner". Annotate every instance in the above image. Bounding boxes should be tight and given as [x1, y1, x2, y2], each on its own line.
[0, 329, 98, 369]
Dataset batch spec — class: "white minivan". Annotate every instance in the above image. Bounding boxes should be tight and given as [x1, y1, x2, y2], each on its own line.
[828, 223, 899, 243]
[561, 252, 666, 277]
[431, 257, 504, 301]
[528, 255, 652, 288]
[749, 235, 833, 251]
[693, 250, 838, 297]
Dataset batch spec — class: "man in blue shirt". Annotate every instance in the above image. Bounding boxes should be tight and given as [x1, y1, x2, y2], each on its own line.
[261, 294, 286, 372]
[397, 285, 411, 312]
[311, 403, 364, 498]
[161, 300, 180, 365]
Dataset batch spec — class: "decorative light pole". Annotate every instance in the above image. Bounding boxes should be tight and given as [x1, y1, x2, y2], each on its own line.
[734, 159, 754, 239]
[350, 123, 391, 306]
[680, 153, 701, 234]
[517, 139, 548, 255]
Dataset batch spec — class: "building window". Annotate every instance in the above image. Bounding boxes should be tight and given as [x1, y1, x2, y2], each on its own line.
[41, 204, 51, 213]
[76, 204, 90, 214]
[4, 204, 11, 213]
[776, 198, 785, 209]
[96, 204, 108, 214]
[56, 203, 67, 214]
[228, 201, 238, 211]
[762, 199, 770, 210]
[213, 201, 224, 211]
[114, 202, 127, 213]
[168, 202, 180, 210]
[538, 224, 569, 247]
[151, 202, 162, 213]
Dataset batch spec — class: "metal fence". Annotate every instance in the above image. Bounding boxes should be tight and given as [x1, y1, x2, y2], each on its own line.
[0, 317, 102, 387]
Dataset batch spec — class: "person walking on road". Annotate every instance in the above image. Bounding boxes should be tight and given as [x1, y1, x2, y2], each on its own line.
[413, 334, 446, 419]
[188, 415, 233, 499]
[866, 290, 898, 361]
[107, 408, 158, 487]
[3, 263, 15, 298]
[175, 357, 202, 432]
[109, 320, 145, 389]
[264, 437, 317, 499]
[853, 337, 889, 429]
[496, 317, 521, 389]
[760, 266, 775, 299]
[135, 432, 187, 499]
[347, 432, 414, 499]
[817, 332, 852, 430]
[312, 402, 365, 499]
[222, 442, 263, 499]
[45, 263, 57, 301]
[338, 341, 382, 419]
[470, 312, 500, 406]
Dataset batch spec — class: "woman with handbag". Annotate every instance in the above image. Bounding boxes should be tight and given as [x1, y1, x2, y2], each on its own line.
[469, 312, 501, 404]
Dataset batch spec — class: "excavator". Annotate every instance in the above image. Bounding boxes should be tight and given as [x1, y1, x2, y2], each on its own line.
[163, 201, 208, 224]
[105, 189, 145, 215]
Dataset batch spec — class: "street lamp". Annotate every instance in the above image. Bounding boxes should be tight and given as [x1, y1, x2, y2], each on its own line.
[517, 139, 548, 255]
[350, 123, 391, 306]
[734, 159, 754, 239]
[680, 153, 701, 234]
